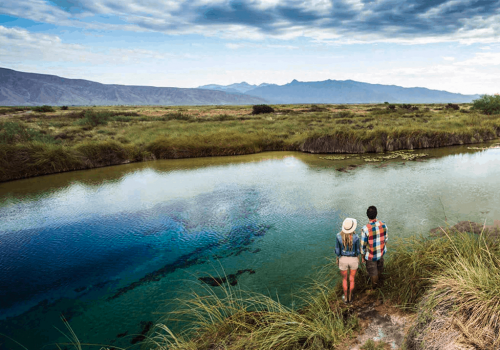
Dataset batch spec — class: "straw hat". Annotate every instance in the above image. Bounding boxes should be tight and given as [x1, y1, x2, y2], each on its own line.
[342, 218, 357, 234]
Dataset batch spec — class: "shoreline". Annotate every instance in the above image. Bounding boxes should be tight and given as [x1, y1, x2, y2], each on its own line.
[1, 133, 499, 183]
[2, 103, 500, 182]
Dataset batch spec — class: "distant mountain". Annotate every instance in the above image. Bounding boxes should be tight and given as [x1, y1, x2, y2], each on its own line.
[0, 68, 267, 106]
[243, 79, 480, 104]
[198, 82, 271, 94]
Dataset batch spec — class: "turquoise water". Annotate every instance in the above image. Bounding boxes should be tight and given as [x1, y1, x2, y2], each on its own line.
[1, 143, 500, 348]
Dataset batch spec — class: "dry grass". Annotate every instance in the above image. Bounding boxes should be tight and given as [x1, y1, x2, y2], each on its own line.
[1, 103, 500, 181]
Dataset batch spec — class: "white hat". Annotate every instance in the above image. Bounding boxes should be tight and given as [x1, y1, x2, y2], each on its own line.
[342, 218, 357, 234]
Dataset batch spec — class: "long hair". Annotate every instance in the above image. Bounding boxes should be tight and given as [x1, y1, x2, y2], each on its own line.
[341, 231, 353, 251]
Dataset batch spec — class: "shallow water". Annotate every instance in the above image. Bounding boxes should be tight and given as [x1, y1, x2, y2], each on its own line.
[1, 142, 500, 348]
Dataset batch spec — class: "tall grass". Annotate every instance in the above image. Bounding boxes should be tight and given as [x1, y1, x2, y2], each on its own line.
[394, 229, 500, 349]
[146, 227, 499, 350]
[150, 279, 358, 350]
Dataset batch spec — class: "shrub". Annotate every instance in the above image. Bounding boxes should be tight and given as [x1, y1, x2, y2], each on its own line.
[77, 110, 113, 127]
[334, 111, 354, 118]
[252, 104, 275, 115]
[387, 104, 396, 110]
[61, 106, 69, 110]
[0, 121, 59, 144]
[472, 94, 500, 115]
[309, 104, 327, 112]
[162, 112, 192, 121]
[445, 103, 460, 110]
[31, 105, 55, 113]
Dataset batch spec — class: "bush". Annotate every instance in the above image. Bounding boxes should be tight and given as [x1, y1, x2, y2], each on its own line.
[399, 104, 418, 110]
[472, 94, 500, 115]
[445, 103, 460, 110]
[309, 104, 327, 112]
[387, 104, 396, 110]
[61, 106, 69, 110]
[31, 105, 55, 113]
[252, 104, 275, 115]
[161, 112, 192, 121]
[77, 110, 113, 127]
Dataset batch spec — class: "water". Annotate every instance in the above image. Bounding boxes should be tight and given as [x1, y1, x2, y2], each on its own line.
[1, 142, 500, 348]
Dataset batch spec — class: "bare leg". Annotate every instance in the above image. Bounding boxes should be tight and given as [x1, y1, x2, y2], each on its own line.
[349, 269, 357, 302]
[340, 270, 348, 300]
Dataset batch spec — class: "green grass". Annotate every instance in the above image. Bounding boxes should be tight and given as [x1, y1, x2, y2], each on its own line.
[1, 103, 500, 181]
[143, 226, 500, 350]
[149, 275, 359, 350]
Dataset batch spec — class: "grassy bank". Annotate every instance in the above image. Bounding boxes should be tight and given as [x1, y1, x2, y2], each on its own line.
[1, 103, 500, 182]
[141, 226, 500, 350]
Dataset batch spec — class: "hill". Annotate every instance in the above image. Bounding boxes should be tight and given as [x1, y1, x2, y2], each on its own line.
[0, 68, 266, 106]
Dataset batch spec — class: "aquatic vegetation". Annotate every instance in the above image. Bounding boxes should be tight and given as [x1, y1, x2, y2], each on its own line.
[198, 269, 255, 287]
[319, 155, 354, 160]
[108, 224, 269, 300]
[362, 150, 427, 162]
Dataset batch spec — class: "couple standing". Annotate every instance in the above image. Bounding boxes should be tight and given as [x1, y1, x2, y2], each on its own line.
[334, 206, 387, 303]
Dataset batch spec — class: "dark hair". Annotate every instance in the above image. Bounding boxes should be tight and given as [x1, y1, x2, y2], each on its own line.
[367, 206, 377, 220]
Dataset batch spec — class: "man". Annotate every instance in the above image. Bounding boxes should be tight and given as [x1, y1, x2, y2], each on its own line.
[360, 206, 388, 290]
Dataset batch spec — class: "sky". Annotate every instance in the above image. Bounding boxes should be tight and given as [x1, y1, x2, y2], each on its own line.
[1, 0, 500, 95]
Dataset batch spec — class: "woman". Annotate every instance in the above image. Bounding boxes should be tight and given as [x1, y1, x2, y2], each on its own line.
[335, 218, 361, 303]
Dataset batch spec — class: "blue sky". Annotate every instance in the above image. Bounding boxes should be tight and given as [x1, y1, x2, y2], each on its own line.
[1, 0, 500, 94]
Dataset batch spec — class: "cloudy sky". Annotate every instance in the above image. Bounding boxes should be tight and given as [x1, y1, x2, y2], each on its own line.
[1, 0, 500, 94]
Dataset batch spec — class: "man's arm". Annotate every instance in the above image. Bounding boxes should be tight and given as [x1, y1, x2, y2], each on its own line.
[360, 227, 367, 263]
[385, 222, 388, 243]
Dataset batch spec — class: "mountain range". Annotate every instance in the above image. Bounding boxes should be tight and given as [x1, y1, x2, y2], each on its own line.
[0, 67, 480, 106]
[0, 68, 266, 106]
[200, 79, 480, 104]
[198, 82, 271, 94]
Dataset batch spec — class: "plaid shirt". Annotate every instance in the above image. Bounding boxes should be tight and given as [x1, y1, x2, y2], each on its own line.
[360, 219, 388, 261]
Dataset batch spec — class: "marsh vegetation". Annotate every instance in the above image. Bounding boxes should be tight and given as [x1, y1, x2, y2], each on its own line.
[1, 102, 500, 181]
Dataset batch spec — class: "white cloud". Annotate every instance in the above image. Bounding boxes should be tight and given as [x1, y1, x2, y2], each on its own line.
[456, 52, 500, 66]
[442, 56, 455, 61]
[225, 42, 299, 49]
[0, 25, 190, 65]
